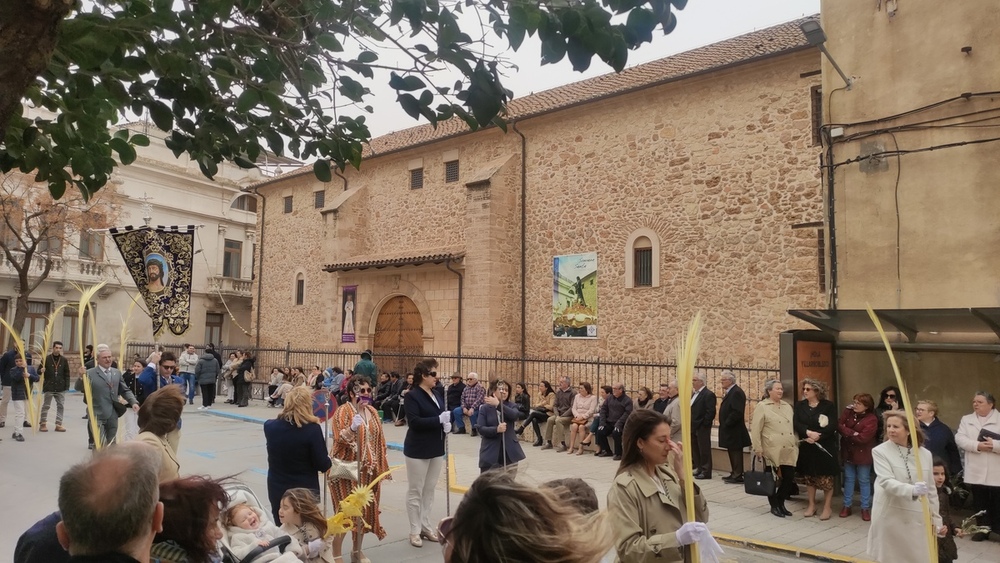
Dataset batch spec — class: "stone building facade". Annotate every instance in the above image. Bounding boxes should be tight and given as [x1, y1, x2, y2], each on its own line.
[251, 18, 828, 365]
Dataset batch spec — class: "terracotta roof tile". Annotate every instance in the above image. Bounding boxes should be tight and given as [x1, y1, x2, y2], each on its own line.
[256, 15, 817, 188]
[323, 251, 465, 272]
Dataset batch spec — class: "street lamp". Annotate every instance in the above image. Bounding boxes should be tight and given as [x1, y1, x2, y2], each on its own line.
[800, 20, 853, 90]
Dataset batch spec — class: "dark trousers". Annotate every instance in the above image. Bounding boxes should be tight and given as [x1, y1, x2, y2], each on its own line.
[768, 465, 796, 508]
[200, 384, 216, 407]
[235, 380, 250, 406]
[523, 411, 549, 441]
[971, 484, 1000, 532]
[595, 425, 622, 456]
[691, 426, 712, 474]
[727, 447, 745, 477]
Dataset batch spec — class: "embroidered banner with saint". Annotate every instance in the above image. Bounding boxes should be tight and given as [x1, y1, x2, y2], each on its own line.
[110, 225, 195, 336]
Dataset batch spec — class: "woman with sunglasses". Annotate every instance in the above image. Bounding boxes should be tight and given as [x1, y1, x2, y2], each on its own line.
[794, 379, 839, 520]
[876, 386, 905, 441]
[328, 375, 389, 563]
[403, 358, 449, 548]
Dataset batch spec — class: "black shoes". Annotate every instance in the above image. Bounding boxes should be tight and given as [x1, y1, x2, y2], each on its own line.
[770, 505, 785, 518]
[23, 421, 31, 428]
[13, 433, 24, 442]
[971, 532, 990, 542]
[723, 474, 744, 484]
[612, 454, 622, 461]
[454, 428, 467, 435]
[470, 429, 478, 437]
[695, 472, 712, 480]
[596, 451, 612, 457]
[780, 504, 793, 517]
[515, 426, 525, 435]
[532, 440, 543, 447]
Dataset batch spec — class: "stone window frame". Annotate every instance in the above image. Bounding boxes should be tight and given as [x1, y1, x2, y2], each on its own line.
[314, 190, 326, 209]
[624, 227, 661, 289]
[283, 195, 293, 213]
[294, 271, 305, 306]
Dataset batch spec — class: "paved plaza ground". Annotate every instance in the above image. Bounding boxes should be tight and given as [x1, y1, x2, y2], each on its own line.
[4, 397, 1000, 562]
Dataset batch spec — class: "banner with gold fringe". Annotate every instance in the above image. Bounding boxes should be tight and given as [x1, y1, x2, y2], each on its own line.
[110, 225, 194, 336]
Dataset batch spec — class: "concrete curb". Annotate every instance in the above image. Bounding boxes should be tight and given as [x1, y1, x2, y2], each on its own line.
[713, 533, 874, 563]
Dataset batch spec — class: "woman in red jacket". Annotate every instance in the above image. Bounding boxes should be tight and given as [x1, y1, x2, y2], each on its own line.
[838, 393, 878, 521]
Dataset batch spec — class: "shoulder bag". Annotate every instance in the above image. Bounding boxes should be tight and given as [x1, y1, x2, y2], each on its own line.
[744, 455, 777, 497]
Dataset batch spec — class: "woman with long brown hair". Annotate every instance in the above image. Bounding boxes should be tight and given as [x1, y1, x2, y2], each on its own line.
[607, 408, 717, 562]
[264, 386, 332, 523]
[151, 476, 229, 563]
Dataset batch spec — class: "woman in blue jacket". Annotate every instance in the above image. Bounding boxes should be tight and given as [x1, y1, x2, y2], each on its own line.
[263, 386, 332, 523]
[477, 378, 526, 473]
[403, 359, 449, 548]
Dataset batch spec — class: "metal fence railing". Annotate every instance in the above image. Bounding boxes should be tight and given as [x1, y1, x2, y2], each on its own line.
[125, 342, 779, 425]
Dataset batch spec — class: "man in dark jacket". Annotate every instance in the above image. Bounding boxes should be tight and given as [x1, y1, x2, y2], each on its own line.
[40, 341, 72, 432]
[916, 400, 963, 476]
[0, 346, 17, 427]
[353, 350, 378, 386]
[194, 350, 220, 410]
[652, 381, 676, 414]
[446, 373, 466, 417]
[718, 370, 752, 483]
[691, 371, 718, 479]
[6, 353, 38, 442]
[543, 376, 576, 451]
[595, 382, 633, 460]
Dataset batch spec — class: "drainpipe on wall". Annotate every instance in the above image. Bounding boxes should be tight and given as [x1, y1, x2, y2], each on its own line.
[334, 169, 348, 192]
[444, 256, 463, 372]
[822, 134, 839, 309]
[512, 121, 527, 381]
[249, 186, 266, 350]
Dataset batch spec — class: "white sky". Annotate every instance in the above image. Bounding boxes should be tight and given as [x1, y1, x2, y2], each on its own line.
[365, 0, 820, 137]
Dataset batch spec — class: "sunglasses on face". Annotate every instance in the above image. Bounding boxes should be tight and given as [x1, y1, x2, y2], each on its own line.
[886, 394, 897, 398]
[357, 388, 372, 395]
[161, 364, 177, 371]
[802, 387, 813, 391]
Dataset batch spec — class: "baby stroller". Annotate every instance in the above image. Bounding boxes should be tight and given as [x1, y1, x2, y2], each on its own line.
[220, 481, 294, 563]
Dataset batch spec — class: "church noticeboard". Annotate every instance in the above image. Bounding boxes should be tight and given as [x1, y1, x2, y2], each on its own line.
[796, 339, 834, 397]
[552, 252, 597, 338]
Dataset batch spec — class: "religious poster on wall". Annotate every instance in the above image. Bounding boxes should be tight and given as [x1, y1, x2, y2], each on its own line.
[110, 225, 195, 336]
[552, 252, 598, 338]
[342, 285, 357, 343]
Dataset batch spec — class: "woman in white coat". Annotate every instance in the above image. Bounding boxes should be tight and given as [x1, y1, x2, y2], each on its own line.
[954, 391, 1000, 541]
[867, 410, 941, 563]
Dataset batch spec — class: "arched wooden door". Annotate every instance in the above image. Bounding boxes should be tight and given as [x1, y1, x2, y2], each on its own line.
[372, 296, 424, 374]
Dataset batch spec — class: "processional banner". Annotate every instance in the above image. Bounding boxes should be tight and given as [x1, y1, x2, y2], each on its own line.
[552, 252, 598, 338]
[110, 225, 195, 336]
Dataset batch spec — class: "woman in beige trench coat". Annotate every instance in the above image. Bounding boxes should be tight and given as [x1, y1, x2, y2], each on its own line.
[607, 409, 717, 563]
[750, 379, 799, 518]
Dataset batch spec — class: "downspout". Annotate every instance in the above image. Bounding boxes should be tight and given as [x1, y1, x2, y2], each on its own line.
[512, 121, 527, 381]
[823, 131, 839, 309]
[250, 186, 266, 350]
[334, 169, 348, 192]
[444, 256, 463, 372]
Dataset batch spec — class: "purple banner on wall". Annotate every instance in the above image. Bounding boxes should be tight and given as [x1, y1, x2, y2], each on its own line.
[341, 286, 357, 343]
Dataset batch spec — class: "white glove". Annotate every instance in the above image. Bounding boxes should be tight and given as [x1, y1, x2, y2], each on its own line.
[350, 414, 364, 432]
[674, 521, 708, 546]
[438, 411, 451, 425]
[912, 481, 930, 497]
[697, 529, 724, 563]
[307, 538, 325, 557]
[443, 422, 452, 433]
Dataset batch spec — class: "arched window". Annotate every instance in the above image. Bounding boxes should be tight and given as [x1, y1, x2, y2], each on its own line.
[294, 273, 304, 306]
[625, 228, 661, 288]
[230, 194, 258, 213]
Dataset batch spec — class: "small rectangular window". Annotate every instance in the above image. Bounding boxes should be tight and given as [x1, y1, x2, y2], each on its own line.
[295, 278, 305, 306]
[205, 312, 224, 346]
[314, 190, 326, 208]
[811, 85, 823, 146]
[444, 160, 459, 183]
[283, 195, 293, 213]
[223, 239, 243, 278]
[410, 168, 424, 190]
[79, 231, 104, 261]
[634, 248, 653, 287]
[817, 228, 827, 293]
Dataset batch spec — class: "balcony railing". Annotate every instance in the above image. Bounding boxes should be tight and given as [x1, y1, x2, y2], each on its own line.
[209, 275, 253, 298]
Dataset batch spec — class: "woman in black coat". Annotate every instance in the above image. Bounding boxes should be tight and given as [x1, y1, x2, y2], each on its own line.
[234, 351, 254, 407]
[513, 382, 531, 420]
[477, 378, 526, 473]
[262, 386, 332, 523]
[403, 359, 449, 548]
[794, 378, 840, 520]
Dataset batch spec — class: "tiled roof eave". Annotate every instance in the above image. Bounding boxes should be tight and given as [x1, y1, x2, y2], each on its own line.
[323, 252, 465, 273]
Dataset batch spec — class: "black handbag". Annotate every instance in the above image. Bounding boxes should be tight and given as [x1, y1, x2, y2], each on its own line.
[744, 455, 777, 497]
[112, 400, 128, 417]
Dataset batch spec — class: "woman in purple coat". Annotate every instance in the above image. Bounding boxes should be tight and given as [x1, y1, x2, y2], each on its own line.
[263, 386, 332, 523]
[476, 378, 526, 473]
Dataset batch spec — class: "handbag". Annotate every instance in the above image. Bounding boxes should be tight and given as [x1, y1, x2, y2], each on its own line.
[329, 457, 359, 482]
[112, 400, 128, 418]
[744, 455, 777, 497]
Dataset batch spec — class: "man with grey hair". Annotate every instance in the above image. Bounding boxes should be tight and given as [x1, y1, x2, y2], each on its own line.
[542, 376, 576, 451]
[663, 381, 684, 444]
[718, 369, 752, 484]
[86, 347, 139, 449]
[690, 370, 717, 479]
[56, 442, 164, 562]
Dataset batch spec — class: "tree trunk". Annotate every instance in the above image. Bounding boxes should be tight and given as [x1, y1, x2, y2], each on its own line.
[9, 289, 28, 351]
[0, 0, 74, 134]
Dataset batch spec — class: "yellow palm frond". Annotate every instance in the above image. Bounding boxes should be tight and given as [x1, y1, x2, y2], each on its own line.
[34, 303, 69, 426]
[324, 465, 402, 538]
[0, 315, 35, 432]
[675, 313, 703, 563]
[73, 282, 107, 450]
